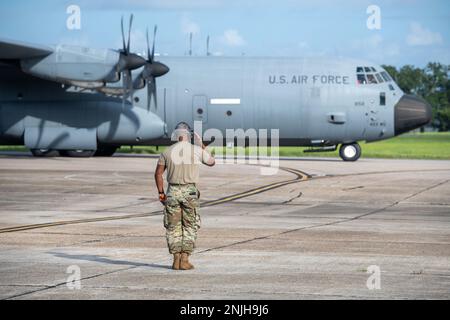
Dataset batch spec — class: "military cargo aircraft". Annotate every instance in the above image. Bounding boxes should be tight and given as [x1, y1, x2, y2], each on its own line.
[0, 16, 432, 161]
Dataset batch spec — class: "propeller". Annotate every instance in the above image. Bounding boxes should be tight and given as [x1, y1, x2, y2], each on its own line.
[116, 14, 146, 105]
[134, 25, 170, 110]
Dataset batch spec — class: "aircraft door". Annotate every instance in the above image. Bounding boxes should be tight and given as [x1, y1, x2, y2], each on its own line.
[192, 95, 208, 124]
[364, 91, 387, 141]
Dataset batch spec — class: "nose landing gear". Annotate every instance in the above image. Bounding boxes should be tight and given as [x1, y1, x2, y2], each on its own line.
[339, 143, 361, 161]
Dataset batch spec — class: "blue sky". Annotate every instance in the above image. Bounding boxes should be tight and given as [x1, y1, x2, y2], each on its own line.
[0, 0, 448, 67]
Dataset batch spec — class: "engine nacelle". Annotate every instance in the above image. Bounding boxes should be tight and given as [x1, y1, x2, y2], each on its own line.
[20, 45, 121, 83]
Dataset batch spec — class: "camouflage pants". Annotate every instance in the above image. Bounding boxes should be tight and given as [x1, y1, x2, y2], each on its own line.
[164, 184, 201, 254]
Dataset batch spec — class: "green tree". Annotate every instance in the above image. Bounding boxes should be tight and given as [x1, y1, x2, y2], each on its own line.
[397, 65, 427, 96]
[423, 63, 449, 131]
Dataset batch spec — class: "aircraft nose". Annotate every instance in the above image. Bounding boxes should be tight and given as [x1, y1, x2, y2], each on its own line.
[394, 94, 432, 135]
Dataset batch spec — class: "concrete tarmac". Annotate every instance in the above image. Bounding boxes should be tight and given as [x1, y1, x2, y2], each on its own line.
[0, 153, 449, 299]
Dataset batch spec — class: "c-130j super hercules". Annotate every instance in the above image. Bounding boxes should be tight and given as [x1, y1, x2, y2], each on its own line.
[0, 15, 431, 161]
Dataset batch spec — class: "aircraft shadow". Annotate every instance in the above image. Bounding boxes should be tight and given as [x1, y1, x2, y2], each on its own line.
[0, 151, 344, 164]
[114, 153, 343, 162]
[48, 251, 171, 270]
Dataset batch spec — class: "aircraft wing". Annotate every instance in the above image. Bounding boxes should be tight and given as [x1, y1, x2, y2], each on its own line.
[0, 38, 53, 59]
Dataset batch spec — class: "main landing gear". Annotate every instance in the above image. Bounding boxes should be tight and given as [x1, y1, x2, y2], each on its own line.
[94, 145, 119, 157]
[30, 149, 60, 157]
[339, 142, 361, 162]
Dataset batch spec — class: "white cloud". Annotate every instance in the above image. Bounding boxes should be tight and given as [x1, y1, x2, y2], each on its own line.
[220, 29, 246, 47]
[406, 22, 443, 46]
[180, 15, 200, 35]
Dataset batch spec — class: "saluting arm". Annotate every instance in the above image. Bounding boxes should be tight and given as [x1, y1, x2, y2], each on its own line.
[202, 145, 215, 167]
[194, 132, 215, 167]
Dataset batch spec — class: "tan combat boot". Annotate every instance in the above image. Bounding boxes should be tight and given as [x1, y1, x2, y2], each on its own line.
[172, 253, 181, 270]
[180, 252, 194, 270]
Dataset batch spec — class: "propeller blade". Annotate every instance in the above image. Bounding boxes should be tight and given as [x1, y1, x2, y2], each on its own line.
[152, 79, 157, 110]
[121, 71, 127, 106]
[127, 14, 134, 53]
[121, 69, 134, 106]
[147, 81, 151, 111]
[121, 16, 126, 52]
[121, 70, 128, 106]
[151, 25, 157, 62]
[147, 76, 157, 111]
[129, 70, 135, 103]
[139, 25, 168, 111]
[146, 28, 151, 62]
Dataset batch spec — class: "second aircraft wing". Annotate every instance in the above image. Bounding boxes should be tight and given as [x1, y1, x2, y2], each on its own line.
[0, 38, 53, 59]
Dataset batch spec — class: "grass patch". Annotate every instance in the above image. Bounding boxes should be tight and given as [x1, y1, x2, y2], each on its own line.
[276, 132, 450, 160]
[359, 132, 450, 160]
[0, 145, 28, 152]
[2, 132, 449, 160]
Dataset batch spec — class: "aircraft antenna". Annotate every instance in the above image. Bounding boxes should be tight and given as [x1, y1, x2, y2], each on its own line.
[189, 32, 193, 56]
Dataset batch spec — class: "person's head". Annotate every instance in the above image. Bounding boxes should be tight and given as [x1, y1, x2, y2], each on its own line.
[172, 122, 192, 142]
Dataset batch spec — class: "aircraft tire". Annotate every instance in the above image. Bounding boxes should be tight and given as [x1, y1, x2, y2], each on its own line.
[60, 150, 95, 157]
[94, 145, 118, 157]
[30, 149, 60, 157]
[339, 143, 361, 162]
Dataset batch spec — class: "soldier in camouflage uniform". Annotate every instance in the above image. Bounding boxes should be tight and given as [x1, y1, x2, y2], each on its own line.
[164, 184, 201, 254]
[154, 122, 215, 270]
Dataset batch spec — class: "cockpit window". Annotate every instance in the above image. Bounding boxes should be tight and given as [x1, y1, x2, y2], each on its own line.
[367, 74, 377, 84]
[357, 74, 367, 84]
[380, 71, 392, 82]
[356, 66, 383, 85]
[375, 73, 384, 83]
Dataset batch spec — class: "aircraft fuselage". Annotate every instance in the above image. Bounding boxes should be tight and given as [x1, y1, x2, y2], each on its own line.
[0, 56, 432, 160]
